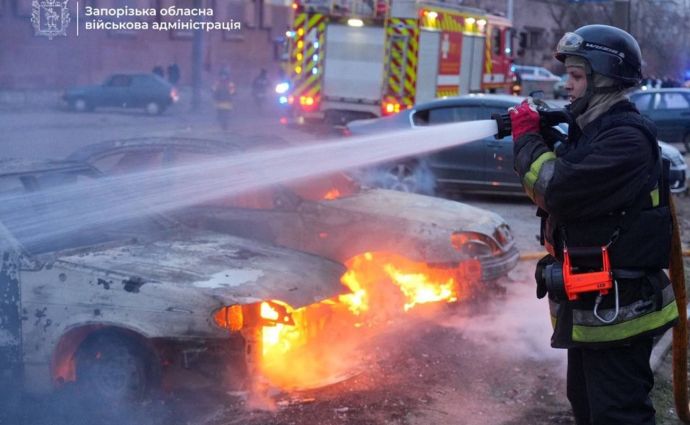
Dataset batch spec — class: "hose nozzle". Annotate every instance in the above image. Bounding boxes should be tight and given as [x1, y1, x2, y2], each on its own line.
[491, 99, 571, 140]
[492, 112, 512, 140]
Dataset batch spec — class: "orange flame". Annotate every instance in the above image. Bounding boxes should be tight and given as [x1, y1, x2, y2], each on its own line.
[255, 252, 480, 391]
[323, 188, 341, 200]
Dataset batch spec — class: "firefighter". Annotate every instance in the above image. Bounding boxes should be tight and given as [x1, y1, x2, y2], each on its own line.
[510, 25, 678, 425]
[212, 67, 236, 131]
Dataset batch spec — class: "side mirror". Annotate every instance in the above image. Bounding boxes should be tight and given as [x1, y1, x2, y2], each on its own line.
[529, 90, 546, 100]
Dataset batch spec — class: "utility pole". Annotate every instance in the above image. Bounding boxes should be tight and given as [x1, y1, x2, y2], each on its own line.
[612, 0, 631, 33]
[507, 0, 514, 22]
[191, 0, 204, 111]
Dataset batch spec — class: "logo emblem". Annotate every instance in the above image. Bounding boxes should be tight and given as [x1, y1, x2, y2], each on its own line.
[31, 0, 71, 40]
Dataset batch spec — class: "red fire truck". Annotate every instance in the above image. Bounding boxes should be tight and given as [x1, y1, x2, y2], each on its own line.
[280, 0, 516, 125]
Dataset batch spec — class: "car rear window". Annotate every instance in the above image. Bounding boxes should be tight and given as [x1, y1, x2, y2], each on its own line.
[106, 75, 132, 87]
[632, 94, 652, 111]
[654, 92, 690, 110]
[426, 106, 484, 124]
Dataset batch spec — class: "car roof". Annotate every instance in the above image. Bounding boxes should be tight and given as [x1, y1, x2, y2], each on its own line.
[414, 94, 521, 110]
[632, 88, 690, 95]
[67, 136, 287, 163]
[0, 158, 95, 176]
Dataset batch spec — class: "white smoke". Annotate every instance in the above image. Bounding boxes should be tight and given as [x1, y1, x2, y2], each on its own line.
[439, 261, 566, 366]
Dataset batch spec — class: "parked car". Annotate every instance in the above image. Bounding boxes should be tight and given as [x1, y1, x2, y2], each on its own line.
[0, 158, 345, 402]
[62, 73, 179, 115]
[512, 65, 561, 97]
[553, 74, 568, 99]
[345, 94, 688, 195]
[68, 136, 520, 283]
[630, 88, 690, 153]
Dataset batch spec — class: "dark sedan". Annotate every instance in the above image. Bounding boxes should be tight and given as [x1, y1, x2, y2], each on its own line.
[62, 73, 178, 115]
[346, 94, 687, 195]
[630, 88, 690, 152]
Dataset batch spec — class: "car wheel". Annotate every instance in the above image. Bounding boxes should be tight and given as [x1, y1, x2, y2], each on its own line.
[72, 98, 90, 112]
[381, 161, 436, 194]
[75, 331, 153, 403]
[145, 101, 162, 115]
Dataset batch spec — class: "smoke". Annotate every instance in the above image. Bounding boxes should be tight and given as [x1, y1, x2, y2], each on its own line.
[437, 261, 565, 366]
[353, 160, 437, 195]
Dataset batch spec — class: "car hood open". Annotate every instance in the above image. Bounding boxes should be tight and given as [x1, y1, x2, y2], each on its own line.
[55, 231, 346, 309]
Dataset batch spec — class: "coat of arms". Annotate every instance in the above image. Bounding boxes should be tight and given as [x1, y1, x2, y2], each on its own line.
[31, 0, 71, 40]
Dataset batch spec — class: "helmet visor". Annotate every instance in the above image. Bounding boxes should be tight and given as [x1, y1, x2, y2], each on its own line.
[556, 32, 584, 54]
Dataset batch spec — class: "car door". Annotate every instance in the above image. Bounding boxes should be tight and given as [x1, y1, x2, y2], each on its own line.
[129, 75, 152, 107]
[420, 104, 488, 189]
[649, 91, 690, 144]
[101, 75, 133, 108]
[482, 104, 522, 192]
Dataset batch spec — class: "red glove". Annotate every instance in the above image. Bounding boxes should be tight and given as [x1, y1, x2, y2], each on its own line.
[509, 99, 540, 141]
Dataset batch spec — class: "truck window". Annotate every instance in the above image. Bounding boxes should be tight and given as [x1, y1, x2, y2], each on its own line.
[492, 28, 501, 56]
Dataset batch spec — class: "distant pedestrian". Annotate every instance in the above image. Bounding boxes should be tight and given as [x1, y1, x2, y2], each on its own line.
[251, 68, 270, 110]
[167, 63, 180, 85]
[152, 66, 164, 78]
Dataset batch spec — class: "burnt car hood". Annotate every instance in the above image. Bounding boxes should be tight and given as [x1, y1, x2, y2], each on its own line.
[54, 231, 346, 308]
[289, 188, 516, 266]
[322, 188, 505, 236]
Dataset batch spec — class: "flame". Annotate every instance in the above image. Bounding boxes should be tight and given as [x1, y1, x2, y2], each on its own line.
[323, 188, 341, 200]
[384, 264, 457, 311]
[254, 252, 480, 392]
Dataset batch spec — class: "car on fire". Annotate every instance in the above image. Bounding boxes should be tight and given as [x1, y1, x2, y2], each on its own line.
[68, 137, 520, 283]
[345, 93, 688, 195]
[62, 73, 178, 115]
[0, 158, 346, 403]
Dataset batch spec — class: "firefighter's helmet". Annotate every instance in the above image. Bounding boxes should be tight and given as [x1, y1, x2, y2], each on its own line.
[554, 24, 642, 87]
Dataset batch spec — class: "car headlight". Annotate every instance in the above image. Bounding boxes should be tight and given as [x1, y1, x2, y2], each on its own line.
[275, 82, 290, 94]
[667, 152, 685, 167]
[451, 231, 500, 258]
[213, 305, 244, 331]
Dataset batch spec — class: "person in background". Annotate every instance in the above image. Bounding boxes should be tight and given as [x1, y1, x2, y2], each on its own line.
[152, 65, 164, 78]
[251, 68, 270, 110]
[167, 63, 180, 86]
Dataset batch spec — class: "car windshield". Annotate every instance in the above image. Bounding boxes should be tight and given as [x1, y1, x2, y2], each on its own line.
[0, 167, 169, 255]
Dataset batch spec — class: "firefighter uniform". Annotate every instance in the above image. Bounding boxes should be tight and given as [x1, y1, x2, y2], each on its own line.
[511, 24, 679, 425]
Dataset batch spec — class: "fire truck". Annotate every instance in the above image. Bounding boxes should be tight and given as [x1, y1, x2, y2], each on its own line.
[280, 0, 516, 125]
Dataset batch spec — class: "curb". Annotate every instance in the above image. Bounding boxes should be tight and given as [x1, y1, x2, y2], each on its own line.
[651, 326, 675, 372]
[651, 306, 690, 372]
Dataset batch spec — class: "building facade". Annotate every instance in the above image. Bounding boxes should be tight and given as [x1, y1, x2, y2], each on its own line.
[0, 0, 291, 89]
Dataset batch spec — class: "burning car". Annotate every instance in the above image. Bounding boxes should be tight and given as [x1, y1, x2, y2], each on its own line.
[0, 158, 346, 402]
[68, 137, 519, 283]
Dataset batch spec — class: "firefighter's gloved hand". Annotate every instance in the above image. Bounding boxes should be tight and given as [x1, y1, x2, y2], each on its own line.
[541, 126, 568, 152]
[509, 98, 540, 141]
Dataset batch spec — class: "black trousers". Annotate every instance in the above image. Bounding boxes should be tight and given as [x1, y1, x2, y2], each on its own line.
[567, 337, 656, 425]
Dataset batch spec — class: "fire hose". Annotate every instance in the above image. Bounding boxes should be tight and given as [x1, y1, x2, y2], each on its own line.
[670, 196, 690, 422]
